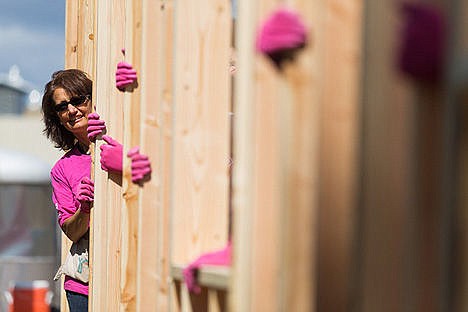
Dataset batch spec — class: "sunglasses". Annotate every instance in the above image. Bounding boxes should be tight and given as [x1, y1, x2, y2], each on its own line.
[54, 95, 90, 113]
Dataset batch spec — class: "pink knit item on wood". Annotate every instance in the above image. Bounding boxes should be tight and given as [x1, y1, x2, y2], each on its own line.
[116, 61, 138, 90]
[398, 2, 446, 83]
[127, 146, 152, 183]
[256, 7, 307, 55]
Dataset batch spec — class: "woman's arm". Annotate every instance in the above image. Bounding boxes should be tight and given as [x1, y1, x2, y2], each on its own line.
[61, 208, 90, 242]
[62, 176, 94, 242]
[52, 170, 94, 243]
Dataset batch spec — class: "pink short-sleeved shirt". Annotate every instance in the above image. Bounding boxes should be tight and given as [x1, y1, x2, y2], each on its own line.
[50, 146, 91, 296]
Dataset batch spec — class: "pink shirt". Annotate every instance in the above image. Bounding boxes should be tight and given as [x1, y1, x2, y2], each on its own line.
[51, 146, 91, 296]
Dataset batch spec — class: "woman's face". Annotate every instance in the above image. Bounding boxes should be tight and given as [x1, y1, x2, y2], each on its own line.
[53, 87, 91, 137]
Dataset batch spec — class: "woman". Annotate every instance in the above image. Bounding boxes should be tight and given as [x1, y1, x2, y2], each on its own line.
[42, 69, 151, 311]
[41, 69, 96, 311]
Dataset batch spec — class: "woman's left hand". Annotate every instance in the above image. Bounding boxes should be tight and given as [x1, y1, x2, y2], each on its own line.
[77, 177, 94, 213]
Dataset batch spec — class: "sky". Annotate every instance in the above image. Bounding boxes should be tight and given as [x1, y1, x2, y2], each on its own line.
[0, 1, 65, 90]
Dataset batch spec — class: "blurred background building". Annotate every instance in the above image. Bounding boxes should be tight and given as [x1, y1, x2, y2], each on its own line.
[0, 65, 62, 311]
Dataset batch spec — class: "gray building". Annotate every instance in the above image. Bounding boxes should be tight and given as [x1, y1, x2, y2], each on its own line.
[0, 66, 39, 115]
[0, 66, 61, 311]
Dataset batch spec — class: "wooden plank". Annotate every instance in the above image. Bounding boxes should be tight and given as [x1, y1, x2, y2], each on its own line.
[76, 0, 95, 76]
[453, 0, 468, 57]
[155, 1, 175, 310]
[171, 0, 232, 310]
[89, 2, 109, 310]
[65, 0, 79, 69]
[276, 1, 324, 311]
[81, 0, 97, 309]
[454, 92, 468, 312]
[207, 288, 226, 312]
[62, 2, 79, 310]
[452, 1, 468, 310]
[102, 1, 126, 309]
[412, 88, 443, 312]
[171, 264, 228, 312]
[135, 0, 173, 310]
[233, 1, 293, 311]
[90, 0, 126, 311]
[171, 264, 230, 290]
[63, 1, 95, 311]
[400, 5, 463, 306]
[316, 1, 363, 312]
[358, 0, 417, 311]
[249, 51, 283, 312]
[171, 0, 232, 261]
[230, 0, 257, 310]
[120, 0, 143, 310]
[233, 0, 319, 310]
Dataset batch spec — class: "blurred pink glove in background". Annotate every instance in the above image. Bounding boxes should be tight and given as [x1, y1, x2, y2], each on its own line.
[256, 7, 307, 55]
[87, 112, 106, 141]
[76, 176, 94, 213]
[127, 147, 152, 183]
[116, 61, 138, 90]
[100, 135, 123, 173]
[398, 2, 446, 83]
[183, 242, 232, 294]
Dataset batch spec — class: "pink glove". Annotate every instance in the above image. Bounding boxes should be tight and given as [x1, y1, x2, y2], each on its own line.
[100, 135, 123, 172]
[116, 61, 138, 90]
[76, 177, 94, 213]
[183, 242, 232, 293]
[398, 2, 446, 83]
[87, 112, 106, 141]
[127, 146, 152, 183]
[256, 7, 307, 55]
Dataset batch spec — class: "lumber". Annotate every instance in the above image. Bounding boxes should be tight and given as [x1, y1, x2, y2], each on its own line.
[316, 1, 363, 311]
[63, 1, 95, 311]
[171, 0, 232, 310]
[90, 0, 126, 311]
[119, 0, 143, 310]
[232, 1, 319, 311]
[357, 1, 417, 311]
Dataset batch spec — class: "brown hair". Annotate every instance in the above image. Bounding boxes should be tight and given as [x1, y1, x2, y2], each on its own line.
[41, 69, 92, 150]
